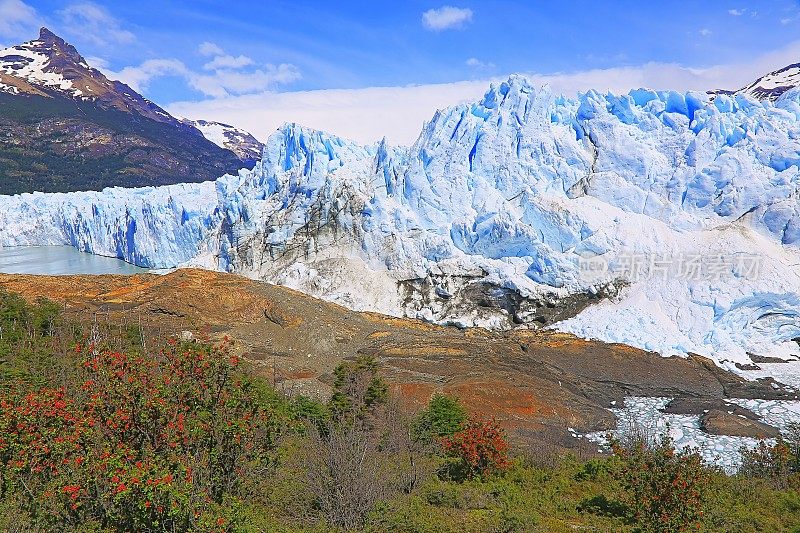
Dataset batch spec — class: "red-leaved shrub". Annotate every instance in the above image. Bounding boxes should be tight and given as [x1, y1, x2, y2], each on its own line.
[440, 416, 510, 479]
[0, 340, 278, 531]
[612, 435, 710, 532]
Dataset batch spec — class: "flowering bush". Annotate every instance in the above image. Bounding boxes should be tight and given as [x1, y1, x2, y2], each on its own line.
[440, 417, 510, 479]
[612, 435, 710, 533]
[0, 340, 279, 531]
[739, 438, 797, 489]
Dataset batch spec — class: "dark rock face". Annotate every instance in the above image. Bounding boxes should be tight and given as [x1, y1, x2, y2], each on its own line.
[700, 410, 780, 439]
[0, 28, 246, 194]
[0, 93, 244, 194]
[749, 352, 796, 364]
[664, 398, 783, 439]
[663, 398, 753, 417]
[398, 274, 621, 328]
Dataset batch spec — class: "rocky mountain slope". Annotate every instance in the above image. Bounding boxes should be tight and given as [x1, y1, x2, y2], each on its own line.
[181, 118, 264, 167]
[2, 76, 800, 380]
[712, 62, 800, 101]
[0, 268, 790, 449]
[0, 28, 248, 194]
[737, 63, 800, 101]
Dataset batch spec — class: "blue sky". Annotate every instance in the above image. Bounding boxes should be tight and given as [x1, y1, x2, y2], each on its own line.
[3, 0, 800, 143]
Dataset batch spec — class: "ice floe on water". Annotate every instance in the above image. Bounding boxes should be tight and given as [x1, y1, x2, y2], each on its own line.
[739, 363, 800, 392]
[584, 397, 800, 472]
[727, 398, 800, 430]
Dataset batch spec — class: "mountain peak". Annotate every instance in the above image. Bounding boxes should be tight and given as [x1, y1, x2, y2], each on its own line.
[0, 29, 189, 128]
[32, 28, 94, 76]
[38, 27, 63, 44]
[0, 28, 96, 98]
[30, 27, 86, 67]
[737, 63, 800, 101]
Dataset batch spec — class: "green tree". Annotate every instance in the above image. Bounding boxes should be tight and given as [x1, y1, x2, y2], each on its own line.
[329, 355, 388, 419]
[412, 393, 466, 444]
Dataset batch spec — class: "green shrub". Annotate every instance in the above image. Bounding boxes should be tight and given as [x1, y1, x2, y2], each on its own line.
[0, 340, 285, 531]
[783, 422, 800, 475]
[577, 494, 629, 518]
[412, 394, 466, 444]
[739, 440, 794, 489]
[424, 483, 463, 508]
[576, 456, 616, 481]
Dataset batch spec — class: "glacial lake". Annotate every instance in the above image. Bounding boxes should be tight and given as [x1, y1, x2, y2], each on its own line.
[0, 246, 147, 275]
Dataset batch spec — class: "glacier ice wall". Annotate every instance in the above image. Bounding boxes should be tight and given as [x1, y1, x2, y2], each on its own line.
[2, 76, 800, 375]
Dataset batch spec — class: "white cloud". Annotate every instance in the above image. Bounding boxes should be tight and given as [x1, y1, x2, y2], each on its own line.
[58, 2, 135, 46]
[166, 39, 800, 147]
[781, 17, 794, 25]
[107, 58, 189, 92]
[422, 6, 473, 31]
[84, 55, 109, 69]
[466, 57, 494, 68]
[197, 42, 258, 76]
[169, 81, 487, 146]
[190, 64, 301, 98]
[728, 8, 745, 16]
[106, 56, 300, 98]
[0, 0, 41, 41]
[203, 54, 254, 71]
[198, 41, 224, 57]
[104, 37, 301, 98]
[699, 28, 712, 36]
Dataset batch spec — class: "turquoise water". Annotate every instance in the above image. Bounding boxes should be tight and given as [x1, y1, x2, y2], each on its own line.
[0, 246, 147, 275]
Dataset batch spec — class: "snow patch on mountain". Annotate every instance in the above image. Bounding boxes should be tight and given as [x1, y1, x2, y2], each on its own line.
[181, 119, 264, 165]
[738, 63, 800, 101]
[0, 41, 79, 96]
[2, 76, 800, 381]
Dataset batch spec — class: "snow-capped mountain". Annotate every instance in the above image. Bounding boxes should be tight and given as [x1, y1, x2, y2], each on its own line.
[3, 76, 800, 379]
[0, 28, 183, 127]
[0, 28, 246, 194]
[181, 119, 264, 167]
[728, 63, 800, 101]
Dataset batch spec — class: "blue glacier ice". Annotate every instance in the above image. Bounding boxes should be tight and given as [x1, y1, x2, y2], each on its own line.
[2, 75, 800, 378]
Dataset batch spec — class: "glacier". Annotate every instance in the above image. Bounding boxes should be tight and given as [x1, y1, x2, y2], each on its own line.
[2, 75, 800, 379]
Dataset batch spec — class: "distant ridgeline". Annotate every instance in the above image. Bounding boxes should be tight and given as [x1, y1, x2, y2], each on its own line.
[0, 28, 257, 195]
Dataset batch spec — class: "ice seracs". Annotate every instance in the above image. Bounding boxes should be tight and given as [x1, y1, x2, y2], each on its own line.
[2, 76, 800, 383]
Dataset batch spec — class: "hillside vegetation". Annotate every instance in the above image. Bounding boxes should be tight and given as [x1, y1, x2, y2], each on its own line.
[0, 290, 798, 532]
[0, 93, 243, 194]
